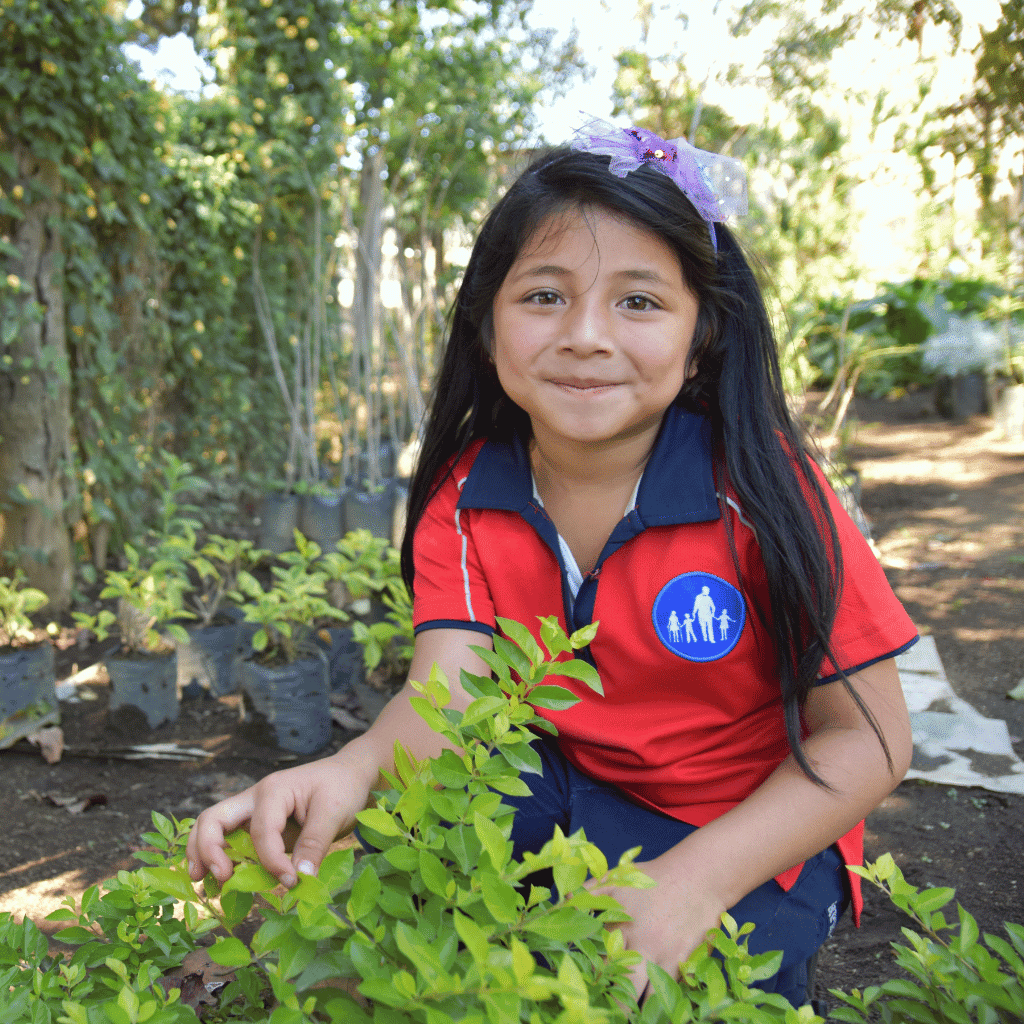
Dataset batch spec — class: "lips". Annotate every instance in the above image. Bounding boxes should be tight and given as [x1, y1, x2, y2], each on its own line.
[549, 377, 619, 391]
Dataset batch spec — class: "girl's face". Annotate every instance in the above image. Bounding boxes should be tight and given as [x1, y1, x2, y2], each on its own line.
[491, 207, 699, 454]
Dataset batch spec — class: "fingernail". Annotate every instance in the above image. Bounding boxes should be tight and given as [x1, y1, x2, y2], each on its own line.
[280, 872, 297, 888]
[297, 860, 316, 877]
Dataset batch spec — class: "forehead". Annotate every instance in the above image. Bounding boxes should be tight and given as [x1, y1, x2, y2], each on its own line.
[512, 205, 682, 274]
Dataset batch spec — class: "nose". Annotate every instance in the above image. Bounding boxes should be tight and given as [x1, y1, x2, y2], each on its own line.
[560, 294, 613, 356]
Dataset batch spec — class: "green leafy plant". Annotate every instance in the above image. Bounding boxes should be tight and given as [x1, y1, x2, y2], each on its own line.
[233, 530, 348, 665]
[830, 854, 1024, 1024]
[1, 617, 1022, 1021]
[72, 543, 190, 655]
[161, 528, 270, 629]
[0, 570, 52, 647]
[351, 574, 415, 677]
[321, 530, 415, 676]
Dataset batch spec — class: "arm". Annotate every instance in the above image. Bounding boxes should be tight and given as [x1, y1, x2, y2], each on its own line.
[598, 657, 912, 995]
[186, 627, 492, 886]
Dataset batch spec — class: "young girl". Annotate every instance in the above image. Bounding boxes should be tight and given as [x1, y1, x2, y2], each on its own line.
[187, 119, 916, 1008]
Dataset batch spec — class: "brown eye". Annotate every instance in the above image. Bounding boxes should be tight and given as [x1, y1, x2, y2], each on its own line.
[528, 290, 561, 305]
[622, 295, 656, 311]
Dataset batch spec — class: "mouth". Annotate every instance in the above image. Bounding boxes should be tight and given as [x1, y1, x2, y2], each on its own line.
[549, 378, 619, 394]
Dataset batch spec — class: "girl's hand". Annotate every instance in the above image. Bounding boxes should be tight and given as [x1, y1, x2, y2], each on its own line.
[185, 749, 376, 887]
[185, 627, 491, 888]
[591, 853, 728, 1001]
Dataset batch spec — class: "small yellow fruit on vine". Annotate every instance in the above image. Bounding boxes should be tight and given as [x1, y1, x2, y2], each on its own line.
[253, 112, 264, 124]
[139, 193, 150, 204]
[254, 96, 266, 109]
[72, 325, 85, 337]
[166, 218, 177, 229]
[221, 275, 231, 286]
[274, 72, 289, 87]
[234, 247, 245, 259]
[284, 24, 298, 38]
[296, 16, 309, 28]
[6, 274, 21, 289]
[193, 320, 205, 333]
[275, 16, 287, 28]
[41, 59, 58, 75]
[266, 230, 277, 241]
[11, 185, 24, 200]
[191, 346, 203, 361]
[305, 37, 319, 50]
[86, 205, 97, 219]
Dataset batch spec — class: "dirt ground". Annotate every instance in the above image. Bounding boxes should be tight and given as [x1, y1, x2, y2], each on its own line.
[1, 386, 1022, 1009]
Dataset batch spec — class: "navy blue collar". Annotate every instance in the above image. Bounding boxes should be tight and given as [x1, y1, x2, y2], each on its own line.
[456, 404, 720, 528]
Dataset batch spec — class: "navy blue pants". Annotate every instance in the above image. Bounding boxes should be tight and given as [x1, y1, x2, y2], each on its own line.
[503, 734, 848, 1007]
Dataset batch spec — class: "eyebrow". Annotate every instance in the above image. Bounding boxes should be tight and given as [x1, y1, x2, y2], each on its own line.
[510, 264, 672, 285]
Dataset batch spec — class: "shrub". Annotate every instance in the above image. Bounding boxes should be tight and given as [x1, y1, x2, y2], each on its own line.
[0, 617, 1020, 1023]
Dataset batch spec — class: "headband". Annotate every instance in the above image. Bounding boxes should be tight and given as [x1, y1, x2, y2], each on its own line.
[569, 115, 748, 250]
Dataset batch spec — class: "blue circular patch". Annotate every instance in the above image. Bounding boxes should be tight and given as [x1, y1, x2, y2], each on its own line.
[652, 571, 746, 662]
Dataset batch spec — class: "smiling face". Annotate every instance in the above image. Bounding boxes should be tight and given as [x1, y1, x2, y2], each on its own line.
[490, 206, 699, 456]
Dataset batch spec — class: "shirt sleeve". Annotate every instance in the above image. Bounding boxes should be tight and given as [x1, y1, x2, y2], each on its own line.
[412, 448, 496, 637]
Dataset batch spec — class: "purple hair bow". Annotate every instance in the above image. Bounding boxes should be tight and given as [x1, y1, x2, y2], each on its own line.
[570, 115, 748, 250]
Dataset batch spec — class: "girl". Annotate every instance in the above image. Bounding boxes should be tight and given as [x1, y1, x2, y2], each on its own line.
[187, 119, 916, 1008]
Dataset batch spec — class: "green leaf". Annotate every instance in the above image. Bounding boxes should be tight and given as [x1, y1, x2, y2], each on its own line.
[418, 850, 452, 898]
[318, 848, 355, 893]
[491, 634, 534, 681]
[550, 658, 603, 695]
[461, 694, 508, 726]
[446, 824, 482, 875]
[539, 616, 572, 658]
[384, 845, 420, 872]
[480, 874, 521, 924]
[497, 617, 545, 665]
[453, 909, 490, 966]
[570, 621, 600, 648]
[52, 926, 97, 945]
[222, 861, 280, 894]
[220, 890, 254, 929]
[527, 685, 580, 710]
[347, 864, 381, 921]
[473, 812, 510, 871]
[524, 907, 602, 941]
[394, 920, 450, 983]
[355, 807, 404, 837]
[498, 739, 543, 776]
[138, 867, 195, 903]
[208, 936, 252, 967]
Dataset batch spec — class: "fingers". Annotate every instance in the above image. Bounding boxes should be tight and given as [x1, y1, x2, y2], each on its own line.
[286, 788, 355, 882]
[186, 790, 256, 883]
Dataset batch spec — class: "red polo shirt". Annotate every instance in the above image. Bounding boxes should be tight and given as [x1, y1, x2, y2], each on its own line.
[413, 406, 917, 920]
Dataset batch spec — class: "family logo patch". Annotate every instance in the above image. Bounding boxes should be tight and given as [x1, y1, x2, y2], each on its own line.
[652, 571, 746, 662]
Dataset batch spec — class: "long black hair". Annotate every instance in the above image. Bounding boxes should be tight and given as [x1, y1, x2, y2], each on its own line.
[400, 145, 891, 782]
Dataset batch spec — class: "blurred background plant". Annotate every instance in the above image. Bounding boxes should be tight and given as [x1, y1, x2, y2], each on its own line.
[0, 0, 1020, 609]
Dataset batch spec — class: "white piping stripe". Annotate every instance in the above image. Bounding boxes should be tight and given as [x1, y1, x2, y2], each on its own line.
[455, 476, 476, 622]
[725, 495, 756, 534]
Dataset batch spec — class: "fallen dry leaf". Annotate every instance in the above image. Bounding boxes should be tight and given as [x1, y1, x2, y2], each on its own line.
[28, 726, 64, 763]
[44, 791, 108, 814]
[157, 947, 235, 1010]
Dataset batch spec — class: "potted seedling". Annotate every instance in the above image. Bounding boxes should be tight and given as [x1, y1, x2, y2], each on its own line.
[164, 529, 270, 696]
[72, 545, 190, 730]
[232, 531, 349, 754]
[322, 530, 413, 716]
[0, 572, 60, 748]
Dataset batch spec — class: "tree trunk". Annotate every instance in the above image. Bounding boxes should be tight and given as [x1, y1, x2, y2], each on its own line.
[0, 145, 76, 610]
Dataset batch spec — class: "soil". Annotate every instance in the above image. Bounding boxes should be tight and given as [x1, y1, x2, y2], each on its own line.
[1, 386, 1022, 1010]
